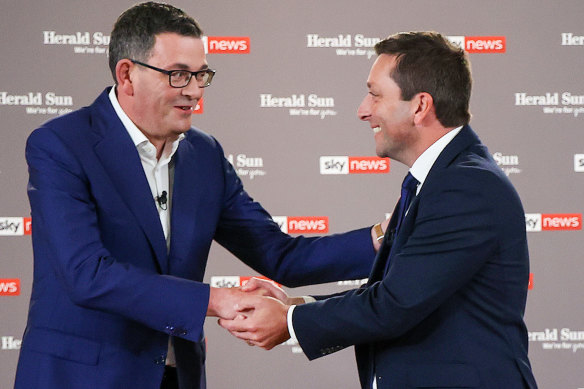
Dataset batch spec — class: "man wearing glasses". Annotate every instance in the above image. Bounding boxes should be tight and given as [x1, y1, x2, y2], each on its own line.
[15, 2, 379, 389]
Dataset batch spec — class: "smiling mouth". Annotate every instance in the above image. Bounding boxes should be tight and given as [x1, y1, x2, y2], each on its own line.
[176, 105, 193, 112]
[372, 126, 381, 134]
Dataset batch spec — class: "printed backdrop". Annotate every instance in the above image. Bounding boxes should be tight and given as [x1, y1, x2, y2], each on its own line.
[1, 1, 583, 388]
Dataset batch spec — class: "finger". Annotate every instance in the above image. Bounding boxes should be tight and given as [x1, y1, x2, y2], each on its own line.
[230, 330, 252, 339]
[218, 318, 248, 332]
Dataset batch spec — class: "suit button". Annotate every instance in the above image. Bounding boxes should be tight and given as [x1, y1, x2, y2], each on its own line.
[154, 355, 166, 365]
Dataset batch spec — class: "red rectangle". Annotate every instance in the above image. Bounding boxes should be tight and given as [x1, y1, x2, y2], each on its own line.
[287, 216, 329, 234]
[465, 36, 506, 53]
[239, 276, 281, 288]
[192, 98, 203, 114]
[541, 213, 582, 230]
[348, 157, 390, 174]
[23, 217, 32, 235]
[528, 273, 534, 290]
[207, 37, 250, 53]
[0, 279, 20, 296]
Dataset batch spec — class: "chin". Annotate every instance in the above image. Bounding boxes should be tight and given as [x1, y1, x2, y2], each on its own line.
[176, 119, 193, 132]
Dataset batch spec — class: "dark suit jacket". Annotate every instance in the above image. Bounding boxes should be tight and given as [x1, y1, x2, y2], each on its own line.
[293, 126, 538, 389]
[15, 88, 375, 389]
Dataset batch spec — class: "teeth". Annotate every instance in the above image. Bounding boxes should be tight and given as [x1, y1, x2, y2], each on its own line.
[372, 126, 381, 134]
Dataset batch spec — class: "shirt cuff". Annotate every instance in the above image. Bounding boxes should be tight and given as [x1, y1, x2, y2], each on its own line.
[287, 296, 315, 348]
[287, 305, 298, 342]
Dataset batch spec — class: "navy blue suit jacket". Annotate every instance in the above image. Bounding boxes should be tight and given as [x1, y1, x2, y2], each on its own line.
[293, 126, 537, 389]
[15, 88, 375, 389]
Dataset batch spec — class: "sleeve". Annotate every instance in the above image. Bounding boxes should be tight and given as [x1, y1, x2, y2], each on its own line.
[291, 170, 501, 359]
[26, 127, 209, 342]
[212, 141, 377, 288]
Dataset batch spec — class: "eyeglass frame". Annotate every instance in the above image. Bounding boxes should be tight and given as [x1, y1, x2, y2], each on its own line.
[130, 59, 216, 88]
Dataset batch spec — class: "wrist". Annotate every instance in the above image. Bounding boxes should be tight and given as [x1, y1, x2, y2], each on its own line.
[287, 296, 307, 306]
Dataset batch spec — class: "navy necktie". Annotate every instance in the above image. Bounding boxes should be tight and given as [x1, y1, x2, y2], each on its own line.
[395, 172, 419, 232]
[377, 172, 419, 277]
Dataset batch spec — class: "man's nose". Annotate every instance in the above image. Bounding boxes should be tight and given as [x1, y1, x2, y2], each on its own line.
[357, 95, 371, 121]
[181, 79, 204, 99]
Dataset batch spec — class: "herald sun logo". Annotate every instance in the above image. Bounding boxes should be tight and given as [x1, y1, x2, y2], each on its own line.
[320, 156, 390, 175]
[447, 36, 506, 53]
[209, 276, 280, 288]
[561, 33, 584, 46]
[0, 279, 20, 296]
[525, 213, 582, 232]
[0, 217, 31, 236]
[1, 336, 22, 350]
[203, 36, 250, 54]
[272, 216, 329, 234]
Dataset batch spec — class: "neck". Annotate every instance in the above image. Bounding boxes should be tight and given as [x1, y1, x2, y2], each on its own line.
[405, 125, 456, 167]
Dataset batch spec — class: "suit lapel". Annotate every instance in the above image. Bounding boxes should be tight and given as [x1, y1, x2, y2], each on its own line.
[90, 89, 169, 273]
[424, 125, 480, 184]
[167, 139, 201, 262]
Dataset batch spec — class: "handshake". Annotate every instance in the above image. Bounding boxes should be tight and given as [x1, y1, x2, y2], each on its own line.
[206, 278, 304, 350]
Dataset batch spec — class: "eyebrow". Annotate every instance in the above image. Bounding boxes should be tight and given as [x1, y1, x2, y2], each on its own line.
[169, 63, 209, 71]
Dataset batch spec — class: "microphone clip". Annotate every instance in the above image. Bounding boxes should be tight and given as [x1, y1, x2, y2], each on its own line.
[156, 191, 168, 210]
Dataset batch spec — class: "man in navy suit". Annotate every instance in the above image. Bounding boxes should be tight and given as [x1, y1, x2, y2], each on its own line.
[221, 32, 538, 388]
[14, 3, 379, 388]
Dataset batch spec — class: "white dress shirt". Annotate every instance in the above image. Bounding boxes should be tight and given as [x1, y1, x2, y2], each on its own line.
[108, 87, 184, 246]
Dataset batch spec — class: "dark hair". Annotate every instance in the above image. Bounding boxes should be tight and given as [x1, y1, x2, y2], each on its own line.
[374, 31, 472, 127]
[108, 1, 203, 83]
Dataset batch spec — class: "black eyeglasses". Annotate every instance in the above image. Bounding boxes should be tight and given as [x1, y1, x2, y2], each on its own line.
[130, 59, 216, 88]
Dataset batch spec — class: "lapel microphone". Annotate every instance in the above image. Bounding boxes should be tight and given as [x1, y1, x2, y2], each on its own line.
[156, 191, 168, 210]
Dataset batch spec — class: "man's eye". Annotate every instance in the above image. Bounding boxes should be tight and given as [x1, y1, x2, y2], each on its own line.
[171, 71, 190, 80]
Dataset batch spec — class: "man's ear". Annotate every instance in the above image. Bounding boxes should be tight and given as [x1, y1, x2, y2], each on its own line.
[115, 59, 134, 96]
[412, 92, 434, 125]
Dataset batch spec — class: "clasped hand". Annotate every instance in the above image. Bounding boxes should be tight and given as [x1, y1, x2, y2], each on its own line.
[214, 278, 295, 350]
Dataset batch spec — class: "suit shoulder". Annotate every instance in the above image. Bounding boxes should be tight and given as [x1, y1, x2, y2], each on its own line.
[434, 147, 523, 207]
[183, 127, 223, 151]
[29, 106, 92, 141]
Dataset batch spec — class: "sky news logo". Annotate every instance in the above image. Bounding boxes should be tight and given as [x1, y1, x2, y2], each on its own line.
[209, 276, 279, 288]
[525, 213, 582, 232]
[192, 98, 203, 114]
[447, 36, 506, 53]
[0, 217, 31, 236]
[320, 156, 390, 175]
[203, 36, 250, 54]
[0, 279, 20, 296]
[272, 216, 329, 234]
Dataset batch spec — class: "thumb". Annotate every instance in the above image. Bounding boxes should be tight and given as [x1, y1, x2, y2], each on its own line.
[241, 277, 259, 292]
